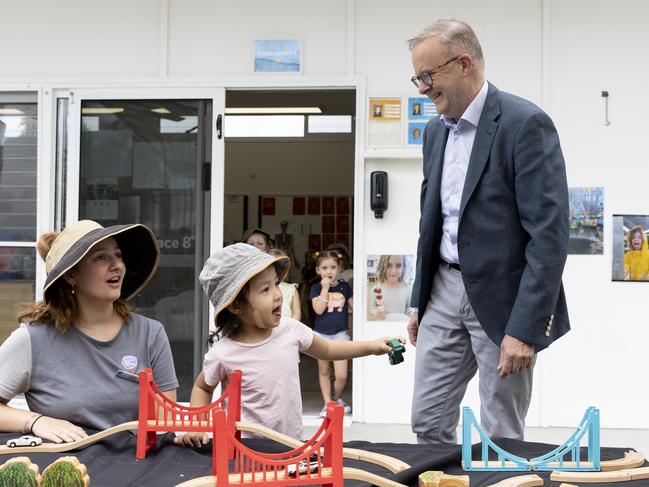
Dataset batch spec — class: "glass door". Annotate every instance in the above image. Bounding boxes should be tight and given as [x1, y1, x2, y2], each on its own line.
[68, 89, 225, 400]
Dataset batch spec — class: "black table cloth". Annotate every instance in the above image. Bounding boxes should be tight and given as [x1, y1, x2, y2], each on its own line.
[0, 431, 646, 486]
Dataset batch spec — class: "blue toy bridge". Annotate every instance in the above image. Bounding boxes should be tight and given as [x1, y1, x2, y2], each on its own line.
[462, 406, 600, 472]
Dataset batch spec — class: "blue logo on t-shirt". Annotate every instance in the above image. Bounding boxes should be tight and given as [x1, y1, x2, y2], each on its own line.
[121, 355, 138, 370]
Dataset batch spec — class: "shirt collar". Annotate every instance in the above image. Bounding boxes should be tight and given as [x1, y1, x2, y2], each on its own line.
[441, 80, 488, 129]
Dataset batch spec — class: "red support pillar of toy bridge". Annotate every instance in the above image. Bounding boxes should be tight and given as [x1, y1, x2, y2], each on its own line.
[212, 408, 226, 478]
[323, 402, 344, 487]
[136, 369, 158, 459]
[227, 371, 242, 458]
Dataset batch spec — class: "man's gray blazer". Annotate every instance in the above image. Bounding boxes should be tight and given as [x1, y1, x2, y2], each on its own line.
[411, 82, 570, 350]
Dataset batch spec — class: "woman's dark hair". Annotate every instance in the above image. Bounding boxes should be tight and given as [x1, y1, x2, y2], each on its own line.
[207, 284, 249, 345]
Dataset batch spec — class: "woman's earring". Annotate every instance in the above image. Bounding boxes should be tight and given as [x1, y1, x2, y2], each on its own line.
[71, 286, 75, 295]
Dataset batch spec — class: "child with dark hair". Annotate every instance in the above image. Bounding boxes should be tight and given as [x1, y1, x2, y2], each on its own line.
[309, 250, 354, 417]
[175, 243, 402, 444]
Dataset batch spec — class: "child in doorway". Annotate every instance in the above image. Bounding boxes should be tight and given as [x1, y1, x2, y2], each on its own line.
[369, 255, 411, 321]
[268, 248, 301, 320]
[174, 243, 402, 444]
[309, 250, 353, 417]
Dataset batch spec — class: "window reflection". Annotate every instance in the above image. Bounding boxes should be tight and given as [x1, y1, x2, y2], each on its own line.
[0, 103, 38, 241]
[79, 99, 207, 400]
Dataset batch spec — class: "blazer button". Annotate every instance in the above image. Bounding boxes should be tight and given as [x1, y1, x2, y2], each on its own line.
[544, 331, 550, 337]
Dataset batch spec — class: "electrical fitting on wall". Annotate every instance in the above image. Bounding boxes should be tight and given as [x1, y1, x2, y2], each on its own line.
[601, 90, 610, 126]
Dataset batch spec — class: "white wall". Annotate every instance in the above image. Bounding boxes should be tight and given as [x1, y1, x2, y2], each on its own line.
[1, 0, 648, 429]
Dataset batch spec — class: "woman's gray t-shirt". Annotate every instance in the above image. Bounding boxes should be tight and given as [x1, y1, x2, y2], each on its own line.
[0, 313, 178, 431]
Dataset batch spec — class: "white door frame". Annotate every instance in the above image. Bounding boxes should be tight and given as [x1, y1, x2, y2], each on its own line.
[9, 75, 367, 421]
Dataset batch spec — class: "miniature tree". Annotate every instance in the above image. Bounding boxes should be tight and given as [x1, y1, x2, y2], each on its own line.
[0, 459, 39, 487]
[41, 457, 88, 487]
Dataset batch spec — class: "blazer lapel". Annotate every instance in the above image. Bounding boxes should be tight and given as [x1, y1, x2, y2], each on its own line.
[459, 83, 501, 222]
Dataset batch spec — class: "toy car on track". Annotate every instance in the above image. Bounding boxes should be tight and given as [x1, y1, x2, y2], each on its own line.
[6, 435, 42, 448]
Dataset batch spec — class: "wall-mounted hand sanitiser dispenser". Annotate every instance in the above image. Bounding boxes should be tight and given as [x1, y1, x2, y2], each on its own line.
[370, 171, 388, 218]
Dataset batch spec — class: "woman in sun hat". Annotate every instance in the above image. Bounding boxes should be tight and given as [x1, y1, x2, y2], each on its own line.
[174, 243, 404, 445]
[0, 220, 178, 443]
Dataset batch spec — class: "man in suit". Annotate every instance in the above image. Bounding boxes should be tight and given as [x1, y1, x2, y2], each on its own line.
[406, 19, 570, 444]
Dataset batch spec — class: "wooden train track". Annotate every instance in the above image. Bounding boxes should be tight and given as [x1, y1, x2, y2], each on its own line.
[551, 466, 649, 483]
[174, 466, 409, 487]
[0, 420, 410, 474]
[0, 421, 140, 455]
[485, 475, 543, 487]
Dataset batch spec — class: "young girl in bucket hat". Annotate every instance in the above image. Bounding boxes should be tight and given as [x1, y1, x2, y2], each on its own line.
[175, 243, 404, 444]
[0, 220, 178, 443]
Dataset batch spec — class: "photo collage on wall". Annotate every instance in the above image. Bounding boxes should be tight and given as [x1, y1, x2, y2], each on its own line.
[366, 254, 415, 323]
[366, 96, 437, 148]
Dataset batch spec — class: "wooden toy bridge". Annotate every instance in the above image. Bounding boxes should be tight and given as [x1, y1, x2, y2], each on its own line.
[136, 368, 242, 461]
[462, 406, 601, 472]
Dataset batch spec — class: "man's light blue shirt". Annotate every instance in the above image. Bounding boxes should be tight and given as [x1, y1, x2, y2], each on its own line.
[439, 80, 488, 264]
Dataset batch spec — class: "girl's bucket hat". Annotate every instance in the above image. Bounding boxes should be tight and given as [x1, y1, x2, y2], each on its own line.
[199, 243, 290, 319]
[42, 220, 160, 302]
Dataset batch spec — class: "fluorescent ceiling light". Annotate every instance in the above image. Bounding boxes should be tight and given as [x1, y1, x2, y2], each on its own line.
[151, 107, 171, 114]
[0, 108, 25, 115]
[224, 115, 304, 137]
[81, 108, 124, 114]
[225, 107, 321, 114]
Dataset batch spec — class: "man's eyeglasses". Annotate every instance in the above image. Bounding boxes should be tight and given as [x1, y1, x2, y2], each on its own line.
[411, 56, 460, 88]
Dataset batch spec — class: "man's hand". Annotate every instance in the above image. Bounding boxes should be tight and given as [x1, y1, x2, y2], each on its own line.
[497, 335, 534, 378]
[406, 313, 419, 346]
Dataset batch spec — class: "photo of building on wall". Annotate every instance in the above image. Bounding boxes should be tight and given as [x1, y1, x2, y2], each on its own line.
[366, 254, 415, 322]
[568, 187, 604, 254]
[612, 215, 649, 282]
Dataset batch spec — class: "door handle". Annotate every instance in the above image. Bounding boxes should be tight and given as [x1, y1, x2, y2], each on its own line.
[216, 114, 223, 139]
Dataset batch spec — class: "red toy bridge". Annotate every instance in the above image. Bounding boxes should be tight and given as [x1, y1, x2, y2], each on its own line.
[212, 402, 344, 486]
[136, 368, 242, 460]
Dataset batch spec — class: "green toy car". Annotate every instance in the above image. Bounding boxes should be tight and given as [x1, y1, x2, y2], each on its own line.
[388, 338, 405, 365]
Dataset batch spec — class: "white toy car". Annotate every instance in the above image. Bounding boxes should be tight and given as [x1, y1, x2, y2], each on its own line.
[6, 435, 42, 448]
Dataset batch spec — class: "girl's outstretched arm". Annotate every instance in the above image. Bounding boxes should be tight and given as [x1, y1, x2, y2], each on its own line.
[305, 334, 405, 361]
[173, 371, 217, 448]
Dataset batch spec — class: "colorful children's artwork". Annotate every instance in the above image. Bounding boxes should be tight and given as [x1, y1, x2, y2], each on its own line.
[568, 187, 604, 255]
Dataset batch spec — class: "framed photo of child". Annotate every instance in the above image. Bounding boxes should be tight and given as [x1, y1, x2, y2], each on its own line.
[366, 254, 415, 322]
[612, 214, 649, 282]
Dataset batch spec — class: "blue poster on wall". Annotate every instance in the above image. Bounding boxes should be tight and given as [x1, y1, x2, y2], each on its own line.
[408, 122, 427, 145]
[254, 40, 302, 73]
[408, 97, 436, 121]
